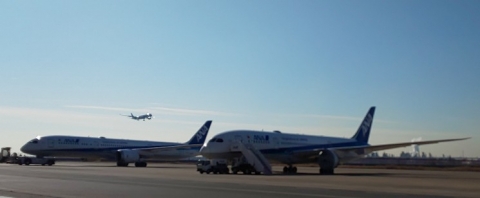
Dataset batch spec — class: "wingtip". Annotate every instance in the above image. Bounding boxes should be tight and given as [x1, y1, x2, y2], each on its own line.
[453, 137, 471, 141]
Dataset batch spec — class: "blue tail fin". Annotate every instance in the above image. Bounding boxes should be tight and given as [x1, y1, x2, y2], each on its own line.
[351, 107, 375, 144]
[185, 120, 212, 145]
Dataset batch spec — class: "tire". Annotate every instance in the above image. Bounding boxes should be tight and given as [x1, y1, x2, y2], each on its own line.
[319, 168, 334, 175]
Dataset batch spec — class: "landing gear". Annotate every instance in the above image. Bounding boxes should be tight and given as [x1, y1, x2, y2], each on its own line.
[47, 160, 54, 166]
[24, 159, 31, 166]
[319, 168, 334, 175]
[135, 162, 147, 167]
[283, 165, 297, 174]
[117, 162, 129, 167]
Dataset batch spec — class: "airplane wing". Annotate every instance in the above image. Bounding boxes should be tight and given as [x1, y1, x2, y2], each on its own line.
[346, 137, 470, 154]
[333, 138, 470, 153]
[291, 137, 470, 158]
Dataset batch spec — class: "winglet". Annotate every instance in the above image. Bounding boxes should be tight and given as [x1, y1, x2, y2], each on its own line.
[185, 120, 212, 145]
[351, 106, 375, 143]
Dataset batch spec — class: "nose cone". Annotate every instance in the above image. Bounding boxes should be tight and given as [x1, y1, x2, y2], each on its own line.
[200, 144, 217, 159]
[20, 144, 28, 153]
[20, 144, 33, 154]
[199, 145, 208, 156]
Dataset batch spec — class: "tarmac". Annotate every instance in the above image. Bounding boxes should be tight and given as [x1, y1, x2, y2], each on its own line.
[0, 162, 479, 198]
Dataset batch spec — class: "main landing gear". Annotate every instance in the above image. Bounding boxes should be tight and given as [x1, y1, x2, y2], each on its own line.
[135, 162, 147, 167]
[319, 167, 334, 175]
[116, 162, 147, 167]
[283, 165, 297, 174]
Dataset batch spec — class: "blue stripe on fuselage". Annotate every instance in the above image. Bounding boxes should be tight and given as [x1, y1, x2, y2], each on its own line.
[37, 145, 202, 153]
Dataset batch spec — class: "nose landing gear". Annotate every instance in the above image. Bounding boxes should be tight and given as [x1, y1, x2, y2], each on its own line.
[283, 165, 297, 174]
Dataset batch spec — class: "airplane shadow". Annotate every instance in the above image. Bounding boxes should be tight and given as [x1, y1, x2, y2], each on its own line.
[53, 164, 192, 169]
[264, 171, 396, 177]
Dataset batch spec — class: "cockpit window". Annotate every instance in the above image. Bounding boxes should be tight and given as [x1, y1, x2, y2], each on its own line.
[208, 138, 217, 142]
[215, 138, 224, 143]
[28, 139, 39, 144]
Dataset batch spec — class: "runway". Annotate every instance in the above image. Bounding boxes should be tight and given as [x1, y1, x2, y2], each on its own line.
[0, 162, 479, 198]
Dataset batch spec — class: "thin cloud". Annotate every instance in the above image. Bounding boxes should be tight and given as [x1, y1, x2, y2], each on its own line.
[0, 106, 204, 129]
[276, 113, 396, 124]
[65, 105, 240, 117]
[151, 107, 241, 116]
[296, 114, 361, 121]
[64, 105, 143, 112]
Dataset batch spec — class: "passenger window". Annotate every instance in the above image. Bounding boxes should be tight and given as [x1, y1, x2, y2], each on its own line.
[216, 138, 224, 143]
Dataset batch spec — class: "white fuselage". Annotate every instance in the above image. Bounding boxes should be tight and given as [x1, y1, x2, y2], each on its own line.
[200, 130, 366, 165]
[21, 135, 199, 161]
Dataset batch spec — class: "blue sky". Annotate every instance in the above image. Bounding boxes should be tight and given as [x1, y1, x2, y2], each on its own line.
[1, 1, 479, 157]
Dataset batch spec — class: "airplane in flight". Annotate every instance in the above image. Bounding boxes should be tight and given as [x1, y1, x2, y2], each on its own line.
[121, 113, 154, 121]
[200, 107, 470, 175]
[20, 120, 212, 167]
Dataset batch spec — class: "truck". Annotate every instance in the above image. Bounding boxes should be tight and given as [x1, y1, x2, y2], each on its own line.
[196, 159, 229, 174]
[231, 156, 261, 175]
[0, 147, 11, 163]
[16, 156, 55, 166]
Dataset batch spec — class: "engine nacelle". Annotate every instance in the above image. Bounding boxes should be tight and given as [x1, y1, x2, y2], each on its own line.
[317, 150, 339, 169]
[116, 149, 140, 163]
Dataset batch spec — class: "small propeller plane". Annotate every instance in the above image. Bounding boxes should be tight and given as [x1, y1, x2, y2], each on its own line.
[120, 113, 154, 121]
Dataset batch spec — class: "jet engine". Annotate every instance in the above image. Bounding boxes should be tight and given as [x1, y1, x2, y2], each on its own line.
[317, 150, 339, 174]
[116, 149, 140, 163]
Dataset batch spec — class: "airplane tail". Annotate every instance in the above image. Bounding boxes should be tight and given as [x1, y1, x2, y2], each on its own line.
[185, 120, 212, 145]
[351, 106, 375, 144]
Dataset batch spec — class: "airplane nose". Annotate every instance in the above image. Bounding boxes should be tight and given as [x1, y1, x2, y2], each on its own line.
[199, 145, 209, 155]
[20, 144, 34, 154]
[20, 145, 28, 153]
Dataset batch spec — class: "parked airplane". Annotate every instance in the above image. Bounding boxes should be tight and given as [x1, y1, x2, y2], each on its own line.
[20, 120, 212, 167]
[200, 107, 470, 175]
[121, 113, 154, 121]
